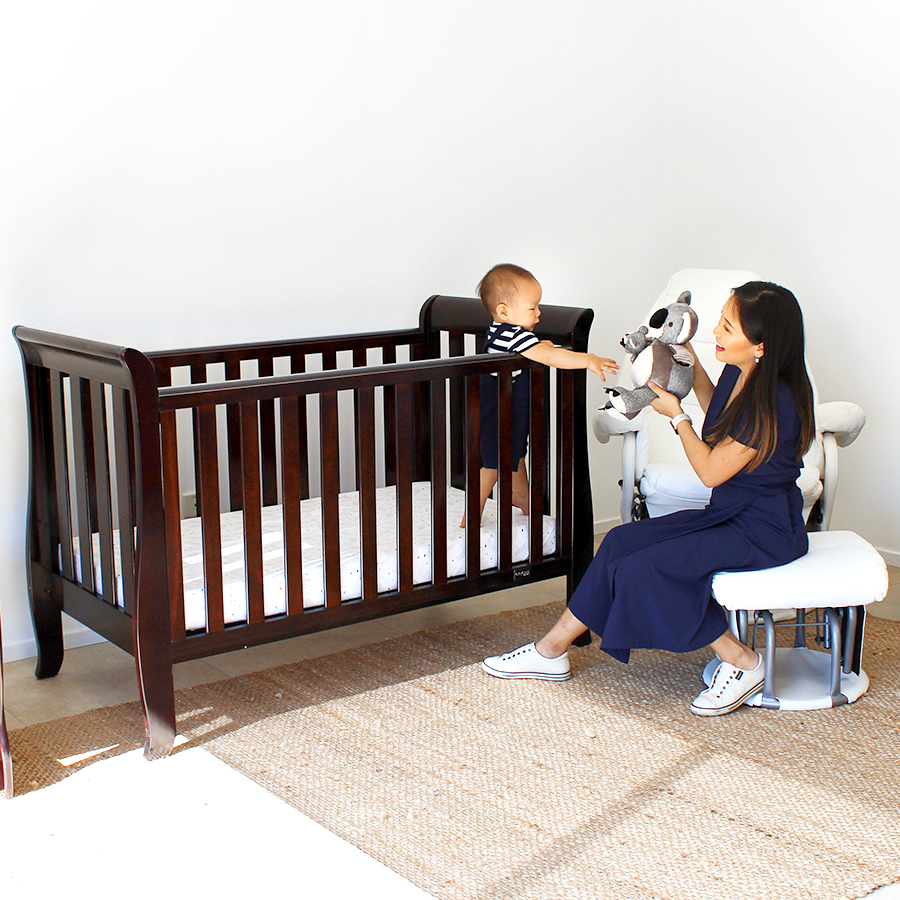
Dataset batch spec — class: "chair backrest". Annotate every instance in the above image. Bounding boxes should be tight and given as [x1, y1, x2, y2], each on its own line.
[620, 268, 824, 482]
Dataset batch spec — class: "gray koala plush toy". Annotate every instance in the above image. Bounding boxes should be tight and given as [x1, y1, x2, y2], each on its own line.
[604, 291, 698, 419]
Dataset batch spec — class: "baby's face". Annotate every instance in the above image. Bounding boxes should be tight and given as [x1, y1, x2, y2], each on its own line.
[502, 278, 542, 331]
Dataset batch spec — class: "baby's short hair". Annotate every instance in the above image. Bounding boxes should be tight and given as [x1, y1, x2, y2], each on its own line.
[477, 264, 536, 317]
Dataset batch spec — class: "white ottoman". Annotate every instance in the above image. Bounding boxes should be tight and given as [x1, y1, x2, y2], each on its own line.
[703, 531, 889, 710]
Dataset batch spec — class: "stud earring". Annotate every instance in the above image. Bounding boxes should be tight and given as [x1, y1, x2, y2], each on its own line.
[754, 356, 761, 364]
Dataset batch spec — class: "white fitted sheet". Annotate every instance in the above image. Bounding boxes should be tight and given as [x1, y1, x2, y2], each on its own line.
[74, 483, 556, 631]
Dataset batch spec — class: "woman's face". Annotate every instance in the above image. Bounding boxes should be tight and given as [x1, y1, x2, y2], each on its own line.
[713, 297, 762, 370]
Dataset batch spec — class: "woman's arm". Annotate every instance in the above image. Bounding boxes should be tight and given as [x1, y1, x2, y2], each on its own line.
[683, 342, 715, 413]
[648, 381, 757, 487]
[521, 343, 619, 380]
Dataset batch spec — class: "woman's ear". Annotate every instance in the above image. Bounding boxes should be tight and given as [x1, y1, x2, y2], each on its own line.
[755, 342, 765, 361]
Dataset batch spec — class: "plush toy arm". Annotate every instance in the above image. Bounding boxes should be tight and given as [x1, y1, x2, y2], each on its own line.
[815, 401, 865, 447]
[671, 344, 695, 367]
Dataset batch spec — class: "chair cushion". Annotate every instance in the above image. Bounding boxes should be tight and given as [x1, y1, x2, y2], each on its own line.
[641, 462, 823, 520]
[711, 531, 889, 612]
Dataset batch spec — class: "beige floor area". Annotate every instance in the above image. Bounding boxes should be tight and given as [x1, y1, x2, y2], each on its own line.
[5, 565, 899, 730]
[2, 563, 899, 900]
[3, 576, 572, 730]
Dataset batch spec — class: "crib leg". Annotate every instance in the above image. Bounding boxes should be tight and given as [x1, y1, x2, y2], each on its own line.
[134, 637, 176, 760]
[29, 569, 64, 679]
[136, 659, 176, 761]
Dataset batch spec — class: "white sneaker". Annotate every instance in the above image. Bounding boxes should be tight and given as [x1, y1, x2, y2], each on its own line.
[691, 653, 765, 716]
[481, 642, 571, 681]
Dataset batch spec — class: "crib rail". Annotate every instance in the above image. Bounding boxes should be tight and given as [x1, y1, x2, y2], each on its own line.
[157, 351, 575, 659]
[149, 327, 427, 509]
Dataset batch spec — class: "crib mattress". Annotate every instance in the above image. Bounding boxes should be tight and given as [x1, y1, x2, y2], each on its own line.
[76, 483, 556, 631]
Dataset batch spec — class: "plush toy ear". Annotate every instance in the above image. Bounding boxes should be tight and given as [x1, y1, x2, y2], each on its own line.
[676, 311, 697, 343]
[677, 290, 692, 306]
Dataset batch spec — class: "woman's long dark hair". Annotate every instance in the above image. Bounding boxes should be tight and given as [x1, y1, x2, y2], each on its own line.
[703, 282, 815, 471]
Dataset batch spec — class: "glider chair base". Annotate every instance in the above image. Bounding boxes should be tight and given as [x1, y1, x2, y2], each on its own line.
[702, 531, 888, 712]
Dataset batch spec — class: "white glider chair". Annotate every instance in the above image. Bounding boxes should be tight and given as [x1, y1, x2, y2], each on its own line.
[593, 268, 887, 709]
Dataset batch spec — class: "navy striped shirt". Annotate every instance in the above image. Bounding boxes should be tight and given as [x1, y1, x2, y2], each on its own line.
[484, 322, 541, 378]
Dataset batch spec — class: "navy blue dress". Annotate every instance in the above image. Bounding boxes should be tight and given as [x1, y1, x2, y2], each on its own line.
[567, 365, 808, 663]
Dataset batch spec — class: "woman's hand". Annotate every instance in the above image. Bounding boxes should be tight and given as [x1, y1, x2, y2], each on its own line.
[648, 382, 683, 418]
[649, 381, 757, 487]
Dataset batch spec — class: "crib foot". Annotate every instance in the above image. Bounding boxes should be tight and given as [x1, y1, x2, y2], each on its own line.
[30, 579, 64, 679]
[139, 686, 176, 761]
[143, 718, 176, 761]
[135, 650, 177, 760]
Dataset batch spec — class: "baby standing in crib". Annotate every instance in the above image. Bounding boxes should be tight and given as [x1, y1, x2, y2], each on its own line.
[465, 264, 618, 526]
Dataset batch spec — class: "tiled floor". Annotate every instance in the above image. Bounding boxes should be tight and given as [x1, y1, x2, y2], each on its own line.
[2, 564, 899, 900]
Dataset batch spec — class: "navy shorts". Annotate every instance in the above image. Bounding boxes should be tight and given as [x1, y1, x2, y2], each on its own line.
[480, 373, 530, 469]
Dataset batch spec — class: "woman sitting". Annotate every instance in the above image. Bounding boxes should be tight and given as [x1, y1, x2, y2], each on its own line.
[482, 281, 816, 716]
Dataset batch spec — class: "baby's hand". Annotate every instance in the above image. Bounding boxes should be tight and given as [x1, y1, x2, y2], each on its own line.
[586, 355, 620, 382]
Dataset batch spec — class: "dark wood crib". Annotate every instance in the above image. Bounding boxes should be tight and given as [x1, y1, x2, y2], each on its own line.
[14, 295, 595, 760]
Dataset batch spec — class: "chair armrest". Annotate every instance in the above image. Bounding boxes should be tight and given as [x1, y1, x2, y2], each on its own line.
[592, 408, 648, 444]
[816, 401, 865, 448]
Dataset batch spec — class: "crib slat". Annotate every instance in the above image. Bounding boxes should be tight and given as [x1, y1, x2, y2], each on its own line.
[88, 382, 117, 606]
[257, 358, 278, 507]
[396, 383, 414, 592]
[528, 369, 547, 564]
[69, 377, 95, 593]
[430, 378, 447, 585]
[355, 387, 378, 600]
[225, 361, 243, 513]
[78, 378, 101, 535]
[112, 390, 138, 614]
[320, 391, 342, 608]
[159, 408, 185, 637]
[382, 344, 397, 486]
[195, 405, 225, 633]
[289, 354, 310, 501]
[49, 372, 74, 581]
[279, 395, 305, 616]
[557, 371, 574, 560]
[240, 401, 265, 624]
[448, 333, 466, 490]
[465, 374, 481, 576]
[497, 371, 513, 571]
[25, 366, 59, 579]
[411, 340, 431, 482]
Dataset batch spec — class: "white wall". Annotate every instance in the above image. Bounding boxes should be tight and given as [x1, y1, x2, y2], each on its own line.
[2, 1, 897, 663]
[667, 0, 900, 559]
[0, 1, 676, 660]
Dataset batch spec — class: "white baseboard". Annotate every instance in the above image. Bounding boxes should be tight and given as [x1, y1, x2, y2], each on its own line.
[2, 621, 105, 664]
[878, 547, 899, 568]
[593, 516, 621, 536]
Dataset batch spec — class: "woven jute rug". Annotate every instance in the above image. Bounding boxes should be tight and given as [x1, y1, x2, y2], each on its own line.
[10, 603, 900, 900]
